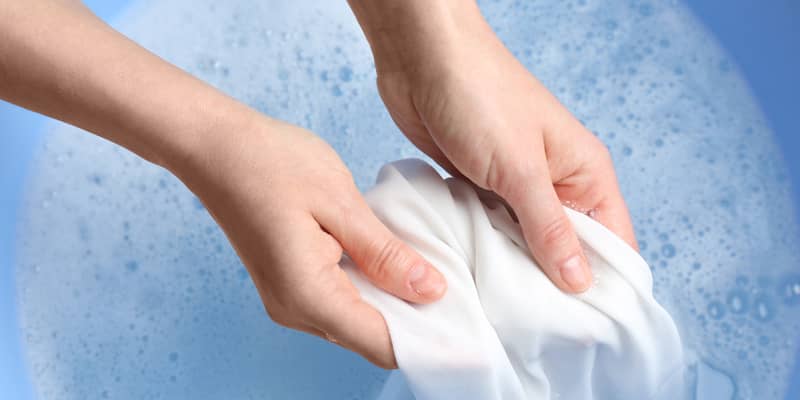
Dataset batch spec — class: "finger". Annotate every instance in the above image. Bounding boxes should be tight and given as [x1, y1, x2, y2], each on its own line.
[554, 147, 638, 251]
[403, 130, 464, 179]
[282, 310, 388, 366]
[492, 152, 592, 293]
[315, 189, 447, 303]
[591, 187, 638, 251]
[270, 224, 397, 368]
[305, 271, 398, 369]
[590, 156, 638, 250]
[545, 111, 638, 250]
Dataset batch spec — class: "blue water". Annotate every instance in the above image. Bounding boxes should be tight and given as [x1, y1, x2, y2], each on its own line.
[1, 0, 798, 399]
[0, 103, 40, 400]
[0, 3, 131, 399]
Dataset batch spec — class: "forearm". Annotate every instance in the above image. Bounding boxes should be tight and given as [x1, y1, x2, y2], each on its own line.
[347, 0, 491, 75]
[0, 0, 260, 174]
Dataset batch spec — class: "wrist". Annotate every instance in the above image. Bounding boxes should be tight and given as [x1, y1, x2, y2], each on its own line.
[161, 96, 270, 192]
[348, 0, 489, 77]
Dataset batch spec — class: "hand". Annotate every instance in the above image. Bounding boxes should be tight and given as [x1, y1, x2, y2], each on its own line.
[350, 0, 637, 293]
[0, 1, 446, 369]
[175, 116, 447, 368]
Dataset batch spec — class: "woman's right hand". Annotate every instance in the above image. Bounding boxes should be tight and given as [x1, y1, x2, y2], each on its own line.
[174, 115, 447, 369]
[349, 0, 637, 293]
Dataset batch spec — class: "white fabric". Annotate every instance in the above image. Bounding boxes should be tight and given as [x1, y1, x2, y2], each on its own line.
[343, 159, 686, 400]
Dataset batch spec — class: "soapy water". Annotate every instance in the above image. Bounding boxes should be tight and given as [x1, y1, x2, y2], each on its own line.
[13, 0, 800, 399]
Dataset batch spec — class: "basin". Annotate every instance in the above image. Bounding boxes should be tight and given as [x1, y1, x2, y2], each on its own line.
[1, 0, 798, 399]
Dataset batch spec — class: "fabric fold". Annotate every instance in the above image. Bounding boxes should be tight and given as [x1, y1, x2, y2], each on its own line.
[343, 159, 685, 400]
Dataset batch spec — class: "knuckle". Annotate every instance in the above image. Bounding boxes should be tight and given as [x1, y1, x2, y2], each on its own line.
[332, 193, 365, 233]
[484, 148, 505, 193]
[336, 197, 359, 224]
[367, 239, 409, 282]
[596, 143, 613, 164]
[262, 289, 308, 329]
[322, 237, 344, 261]
[585, 137, 614, 165]
[264, 303, 291, 327]
[538, 215, 574, 251]
[487, 156, 532, 201]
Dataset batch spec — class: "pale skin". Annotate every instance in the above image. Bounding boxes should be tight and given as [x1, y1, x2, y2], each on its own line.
[0, 0, 636, 368]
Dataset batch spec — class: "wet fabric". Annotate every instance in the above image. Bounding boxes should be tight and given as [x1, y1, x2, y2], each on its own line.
[344, 159, 685, 400]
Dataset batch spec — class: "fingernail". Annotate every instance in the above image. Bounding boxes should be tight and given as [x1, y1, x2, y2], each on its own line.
[408, 263, 445, 297]
[560, 254, 590, 292]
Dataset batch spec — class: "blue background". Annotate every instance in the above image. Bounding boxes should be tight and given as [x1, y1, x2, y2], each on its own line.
[0, 4, 131, 400]
[1, 1, 797, 398]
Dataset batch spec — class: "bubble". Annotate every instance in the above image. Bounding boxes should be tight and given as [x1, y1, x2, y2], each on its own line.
[726, 290, 750, 315]
[751, 296, 774, 322]
[277, 69, 290, 81]
[660, 243, 676, 258]
[79, 223, 90, 242]
[707, 301, 725, 320]
[622, 145, 633, 156]
[125, 261, 139, 272]
[15, 0, 800, 399]
[338, 66, 353, 82]
[88, 173, 104, 186]
[192, 197, 205, 210]
[778, 275, 800, 306]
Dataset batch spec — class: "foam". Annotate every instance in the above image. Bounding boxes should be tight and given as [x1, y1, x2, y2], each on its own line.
[15, 0, 800, 399]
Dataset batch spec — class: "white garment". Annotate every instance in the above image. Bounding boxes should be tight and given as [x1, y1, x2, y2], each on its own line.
[343, 159, 686, 400]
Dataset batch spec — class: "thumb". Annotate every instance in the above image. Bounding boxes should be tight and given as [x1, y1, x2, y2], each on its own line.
[493, 157, 592, 293]
[316, 192, 447, 303]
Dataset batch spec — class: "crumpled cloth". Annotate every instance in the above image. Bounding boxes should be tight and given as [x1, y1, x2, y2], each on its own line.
[343, 159, 685, 400]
